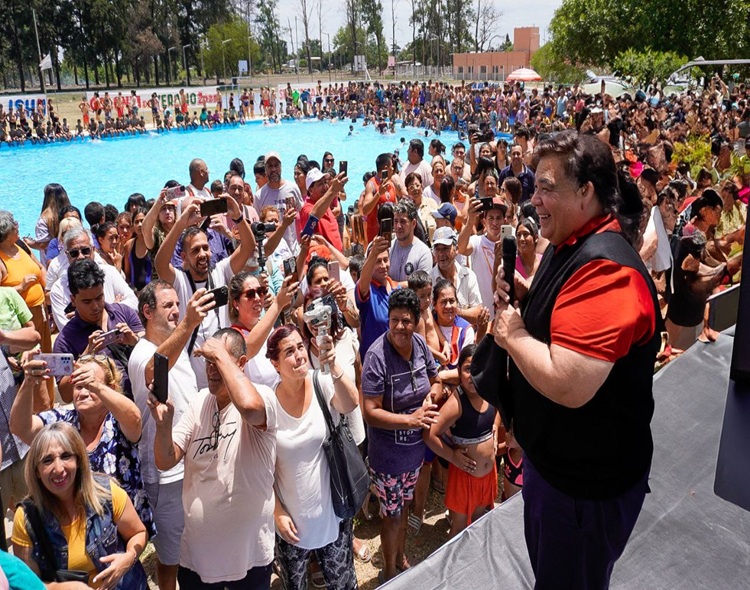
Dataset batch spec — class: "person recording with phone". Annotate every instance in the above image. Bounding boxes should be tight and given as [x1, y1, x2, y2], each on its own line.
[128, 282, 210, 590]
[149, 330, 277, 589]
[11, 351, 156, 541]
[53, 260, 143, 403]
[154, 194, 256, 389]
[297, 169, 347, 252]
[361, 153, 404, 244]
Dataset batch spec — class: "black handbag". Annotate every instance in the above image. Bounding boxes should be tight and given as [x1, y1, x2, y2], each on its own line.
[312, 370, 370, 519]
[21, 500, 90, 583]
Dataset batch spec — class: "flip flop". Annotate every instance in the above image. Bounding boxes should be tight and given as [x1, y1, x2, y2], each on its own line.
[355, 541, 372, 563]
[311, 570, 326, 588]
[407, 513, 422, 537]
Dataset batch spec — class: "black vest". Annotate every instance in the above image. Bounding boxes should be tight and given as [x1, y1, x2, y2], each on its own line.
[513, 229, 661, 499]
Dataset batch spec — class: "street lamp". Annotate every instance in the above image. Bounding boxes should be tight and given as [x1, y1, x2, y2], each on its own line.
[486, 35, 503, 52]
[167, 46, 176, 85]
[323, 33, 331, 82]
[182, 44, 191, 86]
[222, 39, 232, 83]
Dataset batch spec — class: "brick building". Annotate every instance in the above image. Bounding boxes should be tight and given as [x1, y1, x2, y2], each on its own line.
[452, 27, 540, 81]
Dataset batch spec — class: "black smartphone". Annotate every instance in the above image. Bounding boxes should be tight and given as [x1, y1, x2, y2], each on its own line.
[200, 198, 228, 217]
[379, 169, 390, 181]
[283, 257, 297, 278]
[301, 215, 319, 238]
[152, 352, 169, 404]
[379, 217, 393, 242]
[206, 285, 229, 308]
[479, 197, 493, 212]
[339, 160, 348, 175]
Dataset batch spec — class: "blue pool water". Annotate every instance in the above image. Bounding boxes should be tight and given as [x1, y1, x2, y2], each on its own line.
[0, 120, 461, 236]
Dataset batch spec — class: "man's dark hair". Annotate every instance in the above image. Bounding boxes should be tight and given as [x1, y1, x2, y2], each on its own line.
[58, 205, 81, 223]
[393, 199, 417, 221]
[229, 158, 245, 179]
[375, 152, 392, 171]
[532, 130, 621, 222]
[83, 201, 105, 227]
[253, 161, 266, 176]
[407, 270, 431, 292]
[388, 288, 420, 323]
[179, 226, 208, 251]
[514, 125, 530, 141]
[68, 259, 105, 295]
[137, 279, 174, 326]
[348, 255, 365, 278]
[409, 138, 425, 158]
[211, 328, 247, 359]
[103, 204, 118, 223]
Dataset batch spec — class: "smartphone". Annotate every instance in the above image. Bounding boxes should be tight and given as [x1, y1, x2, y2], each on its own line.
[152, 352, 169, 404]
[283, 257, 297, 278]
[205, 285, 229, 308]
[37, 353, 74, 377]
[380, 169, 390, 181]
[479, 197, 493, 212]
[339, 160, 348, 175]
[99, 328, 122, 347]
[301, 215, 319, 238]
[200, 198, 228, 217]
[166, 185, 186, 199]
[284, 196, 296, 212]
[328, 260, 341, 283]
[500, 225, 514, 241]
[379, 217, 393, 242]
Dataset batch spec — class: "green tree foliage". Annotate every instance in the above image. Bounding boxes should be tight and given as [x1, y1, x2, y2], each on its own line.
[203, 16, 261, 81]
[530, 43, 586, 84]
[613, 49, 688, 87]
[548, 0, 750, 70]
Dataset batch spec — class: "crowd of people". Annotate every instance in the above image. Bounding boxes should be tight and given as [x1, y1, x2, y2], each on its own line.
[0, 71, 745, 590]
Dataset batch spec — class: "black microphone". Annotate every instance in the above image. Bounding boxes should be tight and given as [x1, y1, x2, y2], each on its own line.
[502, 235, 517, 306]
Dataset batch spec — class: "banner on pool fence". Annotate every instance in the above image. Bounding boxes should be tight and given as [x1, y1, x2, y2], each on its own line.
[4, 94, 47, 116]
[84, 86, 227, 113]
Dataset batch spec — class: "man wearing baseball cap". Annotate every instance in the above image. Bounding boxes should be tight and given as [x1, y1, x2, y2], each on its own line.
[254, 152, 303, 253]
[298, 168, 347, 252]
[429, 227, 486, 325]
[431, 202, 458, 229]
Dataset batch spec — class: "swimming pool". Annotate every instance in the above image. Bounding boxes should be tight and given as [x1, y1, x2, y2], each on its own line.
[0, 120, 461, 236]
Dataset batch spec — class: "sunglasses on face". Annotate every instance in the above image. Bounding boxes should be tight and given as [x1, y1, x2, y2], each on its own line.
[324, 158, 334, 164]
[242, 287, 268, 300]
[68, 247, 92, 258]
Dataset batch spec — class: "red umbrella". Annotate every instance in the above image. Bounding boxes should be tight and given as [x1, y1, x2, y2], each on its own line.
[506, 68, 542, 82]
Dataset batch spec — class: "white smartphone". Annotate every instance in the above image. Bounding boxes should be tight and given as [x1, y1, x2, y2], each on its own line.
[328, 260, 341, 283]
[37, 353, 74, 377]
[501, 225, 514, 241]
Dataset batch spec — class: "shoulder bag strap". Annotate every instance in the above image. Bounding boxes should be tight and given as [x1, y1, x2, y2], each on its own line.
[21, 501, 58, 581]
[312, 369, 336, 434]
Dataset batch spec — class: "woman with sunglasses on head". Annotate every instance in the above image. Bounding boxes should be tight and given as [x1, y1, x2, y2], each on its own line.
[266, 324, 359, 590]
[11, 422, 148, 589]
[10, 352, 156, 542]
[229, 270, 300, 390]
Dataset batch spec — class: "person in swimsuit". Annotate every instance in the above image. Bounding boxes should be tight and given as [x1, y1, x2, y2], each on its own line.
[424, 343, 500, 537]
[122, 208, 152, 293]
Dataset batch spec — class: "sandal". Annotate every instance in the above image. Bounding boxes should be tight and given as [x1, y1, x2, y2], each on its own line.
[354, 539, 372, 563]
[407, 513, 422, 537]
[311, 570, 326, 588]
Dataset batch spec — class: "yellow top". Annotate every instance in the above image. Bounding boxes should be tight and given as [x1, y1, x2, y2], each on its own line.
[0, 247, 45, 308]
[12, 480, 127, 588]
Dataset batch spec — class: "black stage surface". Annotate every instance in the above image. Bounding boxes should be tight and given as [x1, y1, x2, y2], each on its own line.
[385, 328, 750, 589]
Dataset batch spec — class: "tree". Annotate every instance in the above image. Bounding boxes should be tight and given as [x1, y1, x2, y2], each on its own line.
[361, 0, 385, 73]
[255, 0, 284, 73]
[298, 0, 313, 74]
[345, 0, 362, 73]
[613, 49, 687, 87]
[530, 42, 586, 84]
[474, 0, 501, 53]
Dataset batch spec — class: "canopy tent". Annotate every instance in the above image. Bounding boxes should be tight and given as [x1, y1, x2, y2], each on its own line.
[506, 67, 542, 82]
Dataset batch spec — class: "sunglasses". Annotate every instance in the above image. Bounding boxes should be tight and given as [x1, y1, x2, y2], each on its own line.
[324, 158, 334, 164]
[68, 247, 92, 258]
[242, 287, 268, 300]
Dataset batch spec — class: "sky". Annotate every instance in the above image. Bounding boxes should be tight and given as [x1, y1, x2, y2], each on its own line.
[275, 0, 562, 53]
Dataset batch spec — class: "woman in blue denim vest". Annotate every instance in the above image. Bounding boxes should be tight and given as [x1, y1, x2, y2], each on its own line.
[11, 422, 148, 589]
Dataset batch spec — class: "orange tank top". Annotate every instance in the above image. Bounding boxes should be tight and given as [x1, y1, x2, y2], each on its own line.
[0, 247, 45, 307]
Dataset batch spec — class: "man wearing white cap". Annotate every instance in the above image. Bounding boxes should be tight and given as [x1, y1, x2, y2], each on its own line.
[298, 168, 348, 252]
[429, 226, 486, 325]
[255, 152, 303, 253]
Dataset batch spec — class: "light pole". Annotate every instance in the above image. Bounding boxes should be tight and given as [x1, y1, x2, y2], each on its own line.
[168, 46, 176, 85]
[222, 39, 231, 83]
[182, 44, 190, 85]
[485, 35, 503, 82]
[323, 33, 331, 82]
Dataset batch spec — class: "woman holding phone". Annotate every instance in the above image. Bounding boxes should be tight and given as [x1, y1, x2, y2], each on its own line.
[10, 353, 156, 540]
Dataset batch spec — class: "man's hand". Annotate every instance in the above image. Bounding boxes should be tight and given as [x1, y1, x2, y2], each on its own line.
[115, 322, 139, 347]
[493, 305, 525, 350]
[178, 201, 202, 229]
[275, 511, 300, 545]
[467, 197, 483, 222]
[193, 334, 230, 363]
[330, 171, 349, 194]
[367, 235, 390, 259]
[147, 393, 174, 428]
[83, 330, 105, 356]
[221, 192, 240, 220]
[184, 288, 215, 330]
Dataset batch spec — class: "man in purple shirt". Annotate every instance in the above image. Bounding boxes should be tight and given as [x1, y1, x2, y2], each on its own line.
[53, 259, 143, 401]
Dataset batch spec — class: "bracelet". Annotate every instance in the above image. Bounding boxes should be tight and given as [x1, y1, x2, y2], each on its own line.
[331, 368, 345, 381]
[232, 214, 244, 224]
